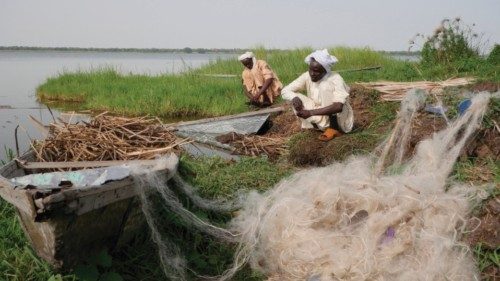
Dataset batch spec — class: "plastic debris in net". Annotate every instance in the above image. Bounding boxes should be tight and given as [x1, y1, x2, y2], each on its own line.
[458, 99, 472, 116]
[380, 226, 396, 245]
[424, 104, 448, 117]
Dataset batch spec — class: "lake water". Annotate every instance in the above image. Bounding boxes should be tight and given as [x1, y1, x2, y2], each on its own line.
[0, 50, 236, 162]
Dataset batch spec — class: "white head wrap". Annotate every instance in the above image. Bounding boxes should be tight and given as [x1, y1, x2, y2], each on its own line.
[238, 51, 255, 61]
[305, 49, 338, 73]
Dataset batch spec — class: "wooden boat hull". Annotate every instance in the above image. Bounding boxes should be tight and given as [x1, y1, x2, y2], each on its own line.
[0, 152, 177, 269]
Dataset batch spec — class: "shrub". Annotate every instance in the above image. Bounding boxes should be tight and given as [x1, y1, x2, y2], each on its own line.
[410, 18, 482, 66]
[487, 44, 500, 64]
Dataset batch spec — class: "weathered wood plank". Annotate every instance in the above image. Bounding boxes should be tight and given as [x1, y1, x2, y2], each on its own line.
[19, 159, 162, 170]
[38, 171, 171, 216]
[0, 184, 36, 217]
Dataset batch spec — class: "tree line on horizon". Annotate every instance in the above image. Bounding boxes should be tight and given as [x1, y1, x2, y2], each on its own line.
[0, 46, 421, 55]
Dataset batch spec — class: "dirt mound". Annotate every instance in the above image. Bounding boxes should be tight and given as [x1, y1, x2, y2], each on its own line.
[288, 130, 381, 166]
[466, 127, 500, 160]
[467, 196, 500, 249]
[406, 113, 448, 158]
[470, 82, 500, 93]
[266, 107, 302, 137]
[466, 196, 500, 280]
[349, 85, 379, 129]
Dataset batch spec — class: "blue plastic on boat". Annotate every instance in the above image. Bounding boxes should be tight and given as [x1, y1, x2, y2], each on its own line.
[458, 99, 472, 116]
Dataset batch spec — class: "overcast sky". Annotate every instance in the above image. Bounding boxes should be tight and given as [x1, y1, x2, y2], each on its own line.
[1, 0, 499, 51]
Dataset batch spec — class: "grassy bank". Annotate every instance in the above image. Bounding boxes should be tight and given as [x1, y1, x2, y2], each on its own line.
[37, 47, 498, 118]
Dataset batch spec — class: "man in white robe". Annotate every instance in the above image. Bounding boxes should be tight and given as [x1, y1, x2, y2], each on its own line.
[282, 49, 354, 141]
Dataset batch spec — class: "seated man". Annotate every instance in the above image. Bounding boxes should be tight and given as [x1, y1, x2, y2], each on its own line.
[282, 49, 354, 141]
[239, 52, 282, 107]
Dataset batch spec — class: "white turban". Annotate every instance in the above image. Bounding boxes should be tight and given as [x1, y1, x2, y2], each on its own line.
[238, 51, 255, 61]
[305, 49, 338, 73]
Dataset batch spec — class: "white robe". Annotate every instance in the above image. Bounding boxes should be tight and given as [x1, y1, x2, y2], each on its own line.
[282, 72, 354, 132]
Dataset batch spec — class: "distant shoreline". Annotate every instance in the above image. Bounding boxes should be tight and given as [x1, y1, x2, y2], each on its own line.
[0, 46, 241, 54]
[0, 46, 420, 55]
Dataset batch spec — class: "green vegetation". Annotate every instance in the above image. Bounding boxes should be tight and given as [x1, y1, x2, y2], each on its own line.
[1, 146, 15, 165]
[488, 44, 500, 64]
[179, 155, 292, 198]
[409, 18, 499, 82]
[420, 18, 481, 65]
[0, 199, 75, 281]
[474, 245, 500, 277]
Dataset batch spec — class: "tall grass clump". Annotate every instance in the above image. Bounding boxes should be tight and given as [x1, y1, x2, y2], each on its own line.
[408, 18, 500, 81]
[487, 44, 500, 64]
[423, 18, 481, 65]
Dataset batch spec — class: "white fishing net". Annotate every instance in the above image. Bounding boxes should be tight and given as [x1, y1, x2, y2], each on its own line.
[133, 91, 493, 281]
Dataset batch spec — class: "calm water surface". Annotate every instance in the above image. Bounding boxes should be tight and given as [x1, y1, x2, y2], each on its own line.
[0, 50, 235, 161]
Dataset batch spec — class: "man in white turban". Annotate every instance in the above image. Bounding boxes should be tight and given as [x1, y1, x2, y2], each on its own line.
[239, 51, 282, 107]
[282, 49, 354, 141]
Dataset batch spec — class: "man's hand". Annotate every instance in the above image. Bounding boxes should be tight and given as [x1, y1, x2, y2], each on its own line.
[296, 109, 312, 119]
[251, 93, 261, 103]
[292, 97, 304, 111]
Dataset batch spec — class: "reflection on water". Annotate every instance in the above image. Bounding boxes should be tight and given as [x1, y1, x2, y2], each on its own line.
[0, 50, 235, 162]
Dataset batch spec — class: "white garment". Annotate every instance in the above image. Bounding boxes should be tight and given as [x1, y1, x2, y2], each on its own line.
[238, 51, 255, 61]
[282, 72, 354, 132]
[305, 49, 338, 73]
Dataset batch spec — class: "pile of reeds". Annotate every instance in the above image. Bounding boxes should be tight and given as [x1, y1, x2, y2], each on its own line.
[356, 77, 475, 101]
[32, 112, 188, 162]
[217, 132, 287, 159]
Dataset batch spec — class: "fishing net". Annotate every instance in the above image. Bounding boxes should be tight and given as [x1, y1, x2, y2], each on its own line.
[133, 90, 494, 280]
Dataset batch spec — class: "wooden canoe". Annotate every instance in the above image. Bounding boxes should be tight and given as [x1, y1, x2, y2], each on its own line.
[0, 151, 178, 269]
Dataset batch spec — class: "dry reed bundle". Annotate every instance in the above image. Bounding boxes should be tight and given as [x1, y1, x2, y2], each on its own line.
[32, 112, 188, 162]
[356, 77, 475, 101]
[217, 132, 287, 158]
[232, 134, 287, 158]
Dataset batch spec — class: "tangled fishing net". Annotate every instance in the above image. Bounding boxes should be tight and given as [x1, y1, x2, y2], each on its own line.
[133, 90, 494, 281]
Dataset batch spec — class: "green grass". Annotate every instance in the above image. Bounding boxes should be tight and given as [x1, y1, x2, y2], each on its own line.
[178, 154, 292, 199]
[0, 199, 76, 281]
[37, 47, 498, 118]
[474, 245, 500, 276]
